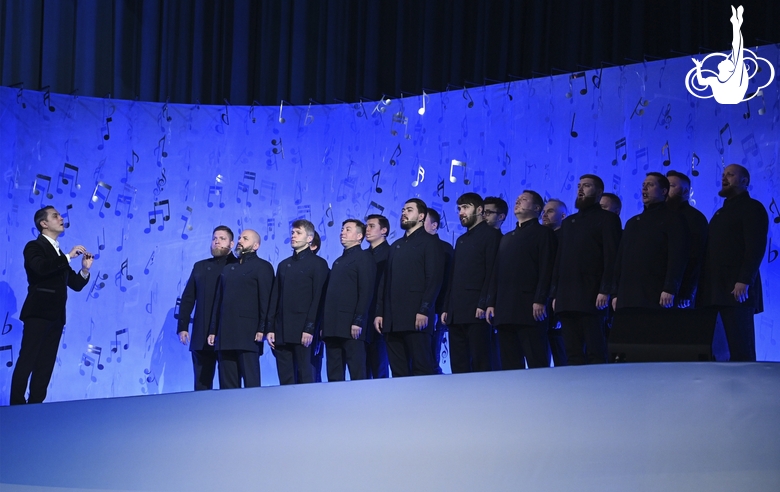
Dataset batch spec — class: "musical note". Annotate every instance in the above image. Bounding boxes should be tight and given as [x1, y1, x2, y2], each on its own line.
[146, 290, 155, 314]
[633, 147, 649, 176]
[612, 174, 621, 193]
[560, 172, 575, 192]
[741, 133, 759, 158]
[767, 239, 778, 264]
[95, 228, 105, 260]
[87, 271, 108, 300]
[29, 174, 53, 204]
[115, 259, 134, 292]
[153, 168, 167, 198]
[389, 143, 402, 166]
[271, 138, 284, 159]
[115, 184, 136, 218]
[462, 89, 474, 108]
[716, 124, 732, 155]
[418, 92, 428, 115]
[756, 90, 766, 116]
[2, 312, 12, 335]
[109, 328, 129, 363]
[260, 180, 279, 206]
[365, 201, 385, 218]
[304, 102, 314, 125]
[103, 117, 112, 140]
[691, 152, 701, 177]
[237, 171, 259, 206]
[768, 198, 780, 224]
[264, 218, 275, 241]
[278, 101, 286, 123]
[0, 345, 12, 367]
[372, 170, 383, 193]
[611, 138, 627, 166]
[143, 249, 156, 274]
[122, 150, 139, 184]
[144, 200, 171, 233]
[60, 204, 73, 229]
[89, 181, 112, 216]
[662, 141, 671, 167]
[42, 87, 55, 112]
[630, 97, 649, 119]
[162, 102, 172, 123]
[116, 227, 127, 252]
[56, 163, 80, 197]
[570, 113, 578, 138]
[179, 206, 193, 239]
[565, 72, 588, 97]
[472, 170, 486, 194]
[324, 204, 334, 227]
[654, 103, 673, 131]
[156, 137, 168, 167]
[743, 100, 751, 120]
[591, 67, 602, 90]
[436, 179, 450, 203]
[80, 344, 104, 381]
[449, 160, 469, 184]
[207, 185, 225, 208]
[411, 165, 425, 187]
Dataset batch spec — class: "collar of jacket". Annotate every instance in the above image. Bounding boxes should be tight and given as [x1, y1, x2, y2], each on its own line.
[643, 201, 667, 213]
[293, 248, 312, 261]
[724, 190, 750, 206]
[343, 244, 361, 255]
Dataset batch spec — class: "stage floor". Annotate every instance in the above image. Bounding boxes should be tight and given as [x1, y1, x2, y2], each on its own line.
[1, 362, 779, 491]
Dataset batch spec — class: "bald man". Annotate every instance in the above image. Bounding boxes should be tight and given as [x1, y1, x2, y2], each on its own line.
[208, 229, 275, 388]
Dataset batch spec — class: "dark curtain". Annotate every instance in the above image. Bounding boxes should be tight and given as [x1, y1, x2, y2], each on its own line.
[1, 0, 778, 105]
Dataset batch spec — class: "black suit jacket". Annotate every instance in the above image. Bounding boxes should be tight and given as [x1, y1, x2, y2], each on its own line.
[376, 227, 444, 333]
[488, 220, 557, 325]
[269, 248, 329, 345]
[670, 200, 709, 303]
[21, 235, 89, 322]
[443, 221, 501, 324]
[613, 202, 689, 309]
[177, 254, 237, 351]
[321, 245, 375, 340]
[551, 203, 622, 315]
[208, 252, 275, 353]
[434, 237, 454, 316]
[699, 191, 768, 310]
[365, 241, 390, 344]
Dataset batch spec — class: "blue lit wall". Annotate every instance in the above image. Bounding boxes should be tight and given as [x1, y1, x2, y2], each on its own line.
[1, 48, 778, 404]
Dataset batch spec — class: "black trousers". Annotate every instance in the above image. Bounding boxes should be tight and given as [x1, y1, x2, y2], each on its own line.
[217, 350, 261, 388]
[274, 343, 316, 384]
[497, 323, 550, 369]
[705, 306, 756, 361]
[547, 318, 568, 366]
[559, 312, 608, 365]
[386, 330, 438, 377]
[448, 322, 493, 373]
[366, 331, 389, 379]
[324, 337, 367, 381]
[192, 349, 218, 390]
[10, 317, 64, 404]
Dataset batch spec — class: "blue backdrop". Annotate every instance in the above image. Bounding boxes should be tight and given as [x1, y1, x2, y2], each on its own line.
[1, 47, 778, 404]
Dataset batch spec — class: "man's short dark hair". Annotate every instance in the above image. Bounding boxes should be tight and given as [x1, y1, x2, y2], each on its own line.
[666, 170, 691, 188]
[366, 214, 390, 236]
[427, 208, 441, 226]
[646, 172, 670, 193]
[483, 196, 508, 216]
[523, 190, 545, 216]
[601, 193, 622, 213]
[456, 192, 484, 211]
[292, 219, 316, 239]
[212, 225, 234, 242]
[34, 206, 55, 233]
[342, 219, 366, 239]
[311, 230, 321, 253]
[546, 198, 568, 215]
[405, 198, 428, 221]
[579, 174, 605, 193]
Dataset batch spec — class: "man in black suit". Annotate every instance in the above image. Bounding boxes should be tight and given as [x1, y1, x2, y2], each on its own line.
[482, 196, 508, 368]
[441, 193, 501, 372]
[666, 171, 709, 308]
[374, 199, 444, 377]
[268, 219, 329, 384]
[322, 219, 375, 381]
[207, 229, 274, 389]
[599, 193, 622, 217]
[11, 206, 92, 404]
[611, 173, 689, 338]
[424, 208, 453, 373]
[177, 225, 238, 390]
[309, 230, 325, 382]
[364, 214, 390, 378]
[487, 191, 557, 369]
[541, 198, 568, 367]
[551, 174, 622, 365]
[699, 164, 768, 361]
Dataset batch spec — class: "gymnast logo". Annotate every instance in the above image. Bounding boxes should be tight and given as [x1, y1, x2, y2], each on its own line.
[684, 5, 775, 104]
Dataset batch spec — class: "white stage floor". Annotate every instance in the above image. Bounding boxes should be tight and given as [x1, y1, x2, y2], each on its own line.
[1, 362, 779, 491]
